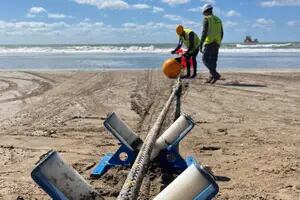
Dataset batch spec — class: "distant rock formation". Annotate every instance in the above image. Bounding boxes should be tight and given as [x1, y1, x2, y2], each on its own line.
[244, 36, 259, 44]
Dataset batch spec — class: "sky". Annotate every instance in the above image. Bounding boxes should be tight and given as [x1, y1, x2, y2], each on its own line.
[0, 0, 299, 44]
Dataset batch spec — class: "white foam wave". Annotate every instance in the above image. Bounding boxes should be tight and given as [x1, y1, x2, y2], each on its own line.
[236, 43, 292, 48]
[0, 45, 300, 55]
[220, 48, 300, 53]
[0, 45, 171, 54]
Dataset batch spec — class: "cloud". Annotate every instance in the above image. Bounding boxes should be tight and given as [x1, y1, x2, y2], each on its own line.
[0, 19, 175, 38]
[0, 18, 203, 43]
[188, 6, 202, 12]
[225, 10, 240, 17]
[48, 13, 73, 19]
[188, 6, 241, 18]
[27, 7, 72, 19]
[73, 0, 163, 13]
[215, 8, 241, 17]
[163, 14, 183, 21]
[260, 0, 300, 7]
[252, 18, 274, 29]
[287, 20, 300, 27]
[162, 0, 190, 6]
[200, 0, 216, 5]
[131, 4, 165, 13]
[132, 4, 151, 9]
[153, 6, 164, 13]
[121, 22, 176, 31]
[122, 22, 138, 28]
[73, 0, 129, 10]
[27, 7, 47, 17]
[223, 20, 239, 28]
[163, 14, 199, 28]
[29, 7, 47, 14]
[0, 20, 68, 36]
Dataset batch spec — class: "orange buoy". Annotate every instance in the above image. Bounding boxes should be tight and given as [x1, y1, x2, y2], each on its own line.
[162, 58, 181, 79]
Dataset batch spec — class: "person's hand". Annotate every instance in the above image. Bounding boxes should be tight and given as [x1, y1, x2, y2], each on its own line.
[199, 45, 203, 53]
[171, 50, 176, 54]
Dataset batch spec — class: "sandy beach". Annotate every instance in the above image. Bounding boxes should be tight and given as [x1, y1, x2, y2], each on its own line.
[0, 70, 299, 200]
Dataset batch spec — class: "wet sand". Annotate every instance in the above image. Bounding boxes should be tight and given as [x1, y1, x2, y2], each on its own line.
[0, 70, 299, 200]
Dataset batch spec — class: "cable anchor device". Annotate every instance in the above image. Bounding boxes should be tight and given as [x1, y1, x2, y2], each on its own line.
[91, 112, 143, 177]
[151, 114, 195, 173]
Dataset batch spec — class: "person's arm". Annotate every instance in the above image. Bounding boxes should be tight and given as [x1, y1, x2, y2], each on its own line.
[171, 39, 183, 54]
[200, 18, 208, 51]
[185, 32, 195, 56]
[221, 24, 224, 40]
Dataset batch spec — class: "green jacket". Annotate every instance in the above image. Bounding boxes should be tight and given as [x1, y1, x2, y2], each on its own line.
[200, 15, 223, 48]
[179, 28, 201, 52]
[174, 28, 200, 55]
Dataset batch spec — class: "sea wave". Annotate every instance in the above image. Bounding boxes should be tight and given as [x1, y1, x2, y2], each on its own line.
[221, 48, 300, 53]
[0, 45, 170, 54]
[236, 43, 292, 48]
[0, 45, 300, 55]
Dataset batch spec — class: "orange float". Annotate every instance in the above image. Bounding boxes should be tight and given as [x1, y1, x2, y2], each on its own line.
[162, 58, 182, 79]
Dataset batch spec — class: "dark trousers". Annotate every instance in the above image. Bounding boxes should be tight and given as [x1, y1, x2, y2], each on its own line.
[202, 42, 220, 79]
[186, 48, 199, 78]
[175, 48, 199, 78]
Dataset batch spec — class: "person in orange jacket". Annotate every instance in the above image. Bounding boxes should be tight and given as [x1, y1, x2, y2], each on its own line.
[171, 25, 201, 79]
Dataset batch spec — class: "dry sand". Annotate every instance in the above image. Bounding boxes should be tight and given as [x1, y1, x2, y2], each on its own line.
[0, 70, 299, 200]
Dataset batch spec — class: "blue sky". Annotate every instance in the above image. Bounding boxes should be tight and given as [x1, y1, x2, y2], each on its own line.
[0, 0, 299, 44]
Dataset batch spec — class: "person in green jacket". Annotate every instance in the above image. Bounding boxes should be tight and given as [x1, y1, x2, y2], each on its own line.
[200, 4, 223, 84]
[171, 25, 201, 79]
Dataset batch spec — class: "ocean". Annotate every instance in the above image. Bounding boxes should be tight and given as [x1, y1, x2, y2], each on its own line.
[0, 43, 300, 71]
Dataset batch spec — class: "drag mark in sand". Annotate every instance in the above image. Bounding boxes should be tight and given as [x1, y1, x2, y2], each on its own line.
[130, 71, 174, 136]
[22, 71, 56, 84]
[0, 76, 52, 103]
[0, 79, 18, 93]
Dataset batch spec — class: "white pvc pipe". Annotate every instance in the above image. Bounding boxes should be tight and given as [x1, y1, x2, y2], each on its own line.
[34, 151, 103, 200]
[105, 112, 142, 151]
[154, 164, 210, 200]
[151, 115, 191, 160]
